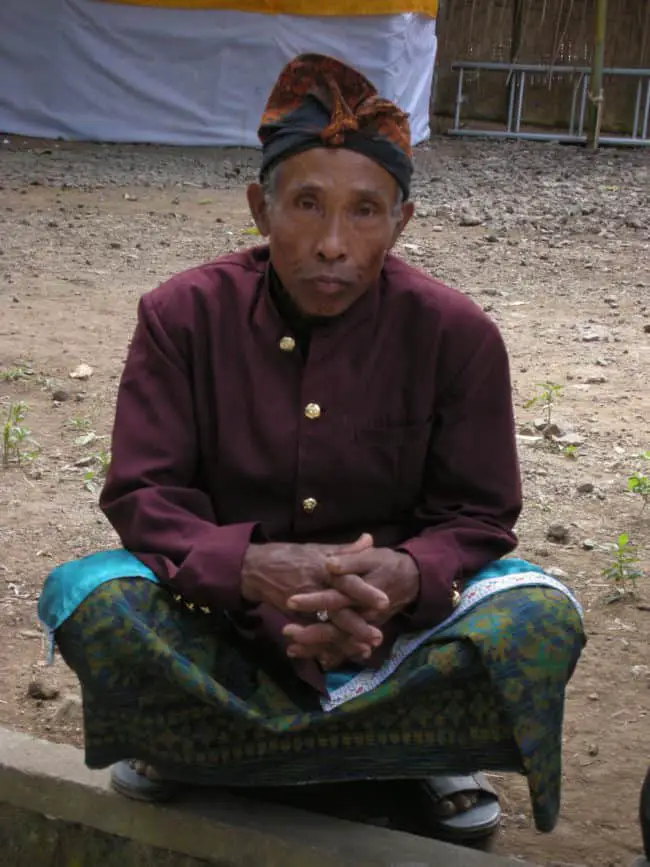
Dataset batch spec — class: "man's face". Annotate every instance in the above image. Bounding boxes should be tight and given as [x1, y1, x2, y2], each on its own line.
[247, 147, 414, 317]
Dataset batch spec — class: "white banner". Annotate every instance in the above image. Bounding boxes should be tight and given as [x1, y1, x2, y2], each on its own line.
[0, 0, 436, 145]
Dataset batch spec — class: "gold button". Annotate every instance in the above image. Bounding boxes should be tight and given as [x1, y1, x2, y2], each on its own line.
[302, 497, 318, 513]
[279, 336, 296, 352]
[304, 402, 321, 420]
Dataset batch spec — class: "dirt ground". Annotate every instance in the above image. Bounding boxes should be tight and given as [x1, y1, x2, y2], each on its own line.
[0, 135, 649, 866]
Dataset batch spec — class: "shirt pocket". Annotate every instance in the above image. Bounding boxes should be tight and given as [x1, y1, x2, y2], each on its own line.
[354, 417, 432, 513]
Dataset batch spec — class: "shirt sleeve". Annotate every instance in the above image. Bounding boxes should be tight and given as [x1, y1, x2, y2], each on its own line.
[99, 291, 257, 611]
[398, 317, 522, 629]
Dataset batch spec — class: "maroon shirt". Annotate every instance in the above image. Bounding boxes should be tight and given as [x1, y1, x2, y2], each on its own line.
[100, 246, 521, 692]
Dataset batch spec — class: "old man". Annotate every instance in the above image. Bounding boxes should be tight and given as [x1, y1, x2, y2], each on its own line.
[39, 54, 584, 843]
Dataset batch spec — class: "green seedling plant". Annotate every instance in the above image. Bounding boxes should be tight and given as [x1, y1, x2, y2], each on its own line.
[563, 445, 578, 460]
[2, 401, 39, 467]
[524, 381, 563, 428]
[84, 449, 111, 493]
[627, 451, 650, 512]
[602, 532, 643, 602]
[0, 365, 33, 382]
[67, 416, 91, 431]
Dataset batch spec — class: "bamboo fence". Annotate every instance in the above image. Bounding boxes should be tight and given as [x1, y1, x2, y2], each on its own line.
[434, 0, 650, 132]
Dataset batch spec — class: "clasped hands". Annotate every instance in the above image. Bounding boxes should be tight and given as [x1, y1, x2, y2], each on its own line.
[240, 534, 420, 671]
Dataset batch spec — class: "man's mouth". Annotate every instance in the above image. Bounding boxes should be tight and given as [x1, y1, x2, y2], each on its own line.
[309, 275, 350, 293]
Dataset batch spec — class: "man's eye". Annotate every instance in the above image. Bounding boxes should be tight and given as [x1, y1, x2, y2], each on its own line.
[297, 198, 317, 210]
[357, 203, 378, 217]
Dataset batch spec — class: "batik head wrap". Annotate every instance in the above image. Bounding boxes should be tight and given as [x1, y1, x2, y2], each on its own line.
[258, 54, 413, 199]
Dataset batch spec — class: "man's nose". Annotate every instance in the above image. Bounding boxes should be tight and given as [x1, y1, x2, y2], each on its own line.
[315, 214, 347, 262]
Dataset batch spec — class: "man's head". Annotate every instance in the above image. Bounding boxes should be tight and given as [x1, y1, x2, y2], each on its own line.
[247, 54, 414, 318]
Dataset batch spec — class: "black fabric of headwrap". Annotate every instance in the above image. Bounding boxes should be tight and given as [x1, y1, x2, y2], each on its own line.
[259, 95, 413, 200]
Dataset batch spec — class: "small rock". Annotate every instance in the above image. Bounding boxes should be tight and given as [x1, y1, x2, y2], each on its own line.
[54, 692, 83, 725]
[587, 743, 599, 757]
[109, 241, 122, 249]
[534, 418, 569, 436]
[582, 539, 597, 551]
[546, 566, 569, 580]
[625, 217, 643, 230]
[588, 693, 599, 701]
[69, 363, 93, 381]
[459, 212, 482, 227]
[51, 388, 70, 402]
[73, 456, 95, 468]
[516, 434, 543, 446]
[27, 679, 60, 701]
[518, 424, 536, 436]
[541, 422, 563, 439]
[577, 482, 595, 494]
[644, 324, 650, 334]
[586, 375, 607, 384]
[547, 523, 571, 544]
[486, 233, 499, 243]
[632, 665, 650, 678]
[557, 433, 584, 448]
[580, 325, 609, 343]
[19, 630, 42, 640]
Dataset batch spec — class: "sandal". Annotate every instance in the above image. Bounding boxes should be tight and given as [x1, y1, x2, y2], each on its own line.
[417, 773, 501, 841]
[110, 759, 179, 803]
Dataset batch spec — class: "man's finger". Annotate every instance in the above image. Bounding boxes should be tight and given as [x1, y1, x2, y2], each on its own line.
[288, 640, 371, 660]
[327, 572, 389, 610]
[286, 642, 329, 660]
[339, 533, 374, 555]
[330, 608, 383, 647]
[327, 549, 380, 577]
[283, 623, 336, 645]
[287, 588, 352, 613]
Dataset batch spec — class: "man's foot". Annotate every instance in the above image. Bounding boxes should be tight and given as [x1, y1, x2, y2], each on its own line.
[110, 759, 178, 802]
[401, 774, 501, 842]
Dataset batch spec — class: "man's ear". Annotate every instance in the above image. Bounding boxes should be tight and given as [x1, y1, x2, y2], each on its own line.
[389, 200, 415, 248]
[246, 183, 271, 237]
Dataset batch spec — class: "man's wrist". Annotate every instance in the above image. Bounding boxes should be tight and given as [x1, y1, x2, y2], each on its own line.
[398, 551, 422, 611]
[240, 544, 263, 603]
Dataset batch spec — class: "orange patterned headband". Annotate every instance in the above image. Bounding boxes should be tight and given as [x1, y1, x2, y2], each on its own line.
[258, 54, 413, 198]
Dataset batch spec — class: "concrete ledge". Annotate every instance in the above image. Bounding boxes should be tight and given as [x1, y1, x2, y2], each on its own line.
[0, 726, 535, 866]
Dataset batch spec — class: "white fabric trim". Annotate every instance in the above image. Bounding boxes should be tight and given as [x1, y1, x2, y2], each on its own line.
[321, 572, 583, 712]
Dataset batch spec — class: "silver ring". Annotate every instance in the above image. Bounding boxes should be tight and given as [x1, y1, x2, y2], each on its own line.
[316, 610, 330, 623]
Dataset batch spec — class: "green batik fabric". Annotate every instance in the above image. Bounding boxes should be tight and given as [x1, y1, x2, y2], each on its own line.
[54, 579, 584, 833]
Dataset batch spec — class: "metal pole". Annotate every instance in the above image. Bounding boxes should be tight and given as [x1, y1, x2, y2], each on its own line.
[587, 0, 608, 149]
[508, 0, 524, 125]
[632, 77, 643, 138]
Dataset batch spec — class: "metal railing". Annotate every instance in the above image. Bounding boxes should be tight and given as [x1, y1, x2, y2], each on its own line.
[447, 61, 650, 146]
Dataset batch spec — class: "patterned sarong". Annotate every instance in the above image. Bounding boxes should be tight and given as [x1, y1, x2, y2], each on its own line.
[38, 552, 585, 833]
